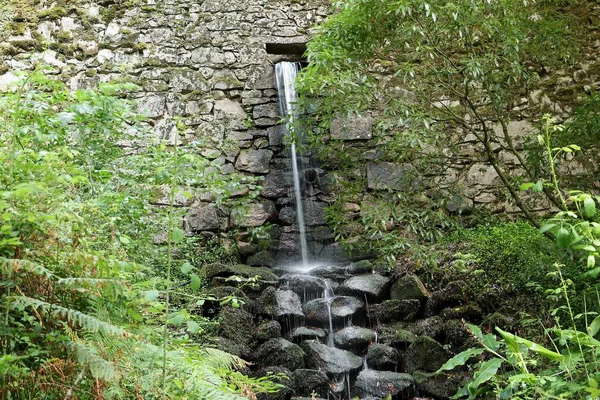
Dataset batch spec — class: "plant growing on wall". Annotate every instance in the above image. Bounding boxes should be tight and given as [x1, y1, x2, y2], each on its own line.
[297, 0, 592, 229]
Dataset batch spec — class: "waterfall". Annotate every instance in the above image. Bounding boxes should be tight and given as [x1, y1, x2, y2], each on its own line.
[275, 62, 309, 268]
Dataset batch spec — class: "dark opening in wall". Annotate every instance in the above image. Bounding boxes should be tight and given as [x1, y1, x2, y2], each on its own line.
[265, 42, 307, 56]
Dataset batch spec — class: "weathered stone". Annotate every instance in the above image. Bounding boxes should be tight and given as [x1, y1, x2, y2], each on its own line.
[268, 125, 285, 146]
[339, 274, 391, 301]
[255, 321, 282, 344]
[235, 149, 273, 173]
[303, 296, 364, 324]
[390, 274, 430, 302]
[355, 370, 416, 400]
[247, 250, 277, 268]
[184, 203, 220, 231]
[230, 201, 276, 227]
[279, 274, 328, 297]
[289, 327, 327, 342]
[219, 307, 255, 345]
[445, 193, 474, 215]
[333, 326, 376, 349]
[278, 206, 295, 225]
[214, 99, 247, 119]
[292, 369, 329, 398]
[253, 103, 280, 119]
[301, 340, 363, 374]
[213, 70, 244, 90]
[202, 263, 278, 282]
[255, 338, 305, 371]
[211, 337, 252, 359]
[301, 201, 327, 226]
[366, 343, 401, 371]
[169, 69, 210, 93]
[255, 287, 305, 321]
[410, 316, 445, 339]
[137, 95, 165, 118]
[404, 336, 452, 373]
[348, 260, 374, 274]
[372, 299, 421, 323]
[425, 281, 467, 316]
[330, 115, 373, 141]
[262, 170, 291, 198]
[367, 162, 418, 191]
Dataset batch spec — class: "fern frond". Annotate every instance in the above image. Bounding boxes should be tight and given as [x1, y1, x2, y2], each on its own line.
[10, 296, 128, 336]
[201, 347, 248, 370]
[70, 341, 121, 382]
[57, 277, 123, 287]
[0, 258, 55, 279]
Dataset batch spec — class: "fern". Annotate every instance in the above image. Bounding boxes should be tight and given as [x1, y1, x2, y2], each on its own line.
[10, 296, 127, 336]
[70, 341, 121, 382]
[0, 258, 55, 279]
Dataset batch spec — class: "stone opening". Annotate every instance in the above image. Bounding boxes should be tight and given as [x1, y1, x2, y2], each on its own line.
[266, 42, 307, 56]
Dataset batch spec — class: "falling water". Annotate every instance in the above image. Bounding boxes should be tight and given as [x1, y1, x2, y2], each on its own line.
[324, 281, 335, 348]
[275, 62, 309, 268]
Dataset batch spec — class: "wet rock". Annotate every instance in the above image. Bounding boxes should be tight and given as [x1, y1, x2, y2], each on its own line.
[348, 260, 373, 274]
[366, 343, 401, 371]
[371, 299, 420, 323]
[219, 307, 256, 345]
[404, 336, 452, 373]
[279, 274, 328, 297]
[393, 328, 418, 348]
[301, 201, 327, 226]
[262, 170, 291, 198]
[202, 263, 278, 282]
[308, 265, 349, 281]
[303, 296, 364, 324]
[334, 326, 376, 349]
[255, 338, 305, 371]
[390, 274, 430, 303]
[354, 370, 416, 400]
[290, 327, 327, 342]
[292, 369, 329, 398]
[255, 287, 305, 322]
[301, 340, 363, 374]
[247, 250, 277, 268]
[443, 319, 475, 350]
[413, 370, 464, 400]
[339, 274, 391, 301]
[255, 321, 282, 344]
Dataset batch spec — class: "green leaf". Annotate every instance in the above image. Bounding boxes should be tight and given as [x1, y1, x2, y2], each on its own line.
[583, 197, 596, 218]
[468, 358, 503, 395]
[172, 227, 185, 243]
[436, 348, 484, 373]
[587, 315, 600, 337]
[190, 273, 201, 291]
[187, 320, 201, 334]
[588, 255, 596, 269]
[519, 182, 535, 191]
[482, 334, 500, 351]
[145, 290, 159, 301]
[180, 262, 192, 275]
[168, 312, 184, 326]
[496, 328, 563, 361]
[532, 180, 543, 193]
[467, 323, 484, 340]
[539, 223, 556, 233]
[118, 235, 131, 245]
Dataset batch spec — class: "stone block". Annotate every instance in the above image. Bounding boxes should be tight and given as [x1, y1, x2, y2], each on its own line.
[230, 201, 276, 227]
[235, 149, 273, 173]
[366, 162, 418, 191]
[330, 115, 373, 140]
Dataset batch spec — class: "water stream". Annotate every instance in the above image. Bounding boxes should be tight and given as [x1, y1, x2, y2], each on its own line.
[275, 62, 309, 269]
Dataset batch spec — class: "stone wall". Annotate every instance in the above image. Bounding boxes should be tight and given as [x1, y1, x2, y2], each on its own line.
[1, 0, 599, 267]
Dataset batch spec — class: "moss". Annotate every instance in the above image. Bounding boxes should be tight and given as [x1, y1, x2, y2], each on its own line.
[84, 69, 97, 77]
[55, 30, 72, 43]
[38, 7, 67, 20]
[0, 64, 9, 75]
[0, 43, 20, 56]
[48, 42, 75, 56]
[10, 39, 41, 51]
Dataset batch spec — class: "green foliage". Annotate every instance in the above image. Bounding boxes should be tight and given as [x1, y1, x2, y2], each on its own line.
[444, 221, 563, 292]
[439, 268, 600, 400]
[0, 70, 280, 399]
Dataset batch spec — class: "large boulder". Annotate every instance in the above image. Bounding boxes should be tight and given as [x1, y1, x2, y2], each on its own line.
[390, 274, 430, 302]
[339, 274, 391, 301]
[403, 336, 452, 373]
[255, 321, 282, 344]
[354, 370, 416, 400]
[333, 326, 376, 349]
[219, 307, 256, 345]
[202, 263, 278, 282]
[230, 201, 277, 227]
[279, 274, 328, 298]
[255, 338, 305, 371]
[371, 299, 421, 323]
[301, 340, 363, 374]
[366, 343, 401, 371]
[256, 366, 293, 400]
[255, 287, 305, 322]
[425, 281, 467, 316]
[303, 296, 364, 324]
[292, 369, 330, 398]
[413, 370, 465, 400]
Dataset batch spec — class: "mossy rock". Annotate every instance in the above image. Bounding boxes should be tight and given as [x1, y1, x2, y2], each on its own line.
[439, 304, 482, 323]
[219, 307, 256, 345]
[372, 299, 420, 323]
[390, 273, 430, 302]
[255, 338, 305, 371]
[403, 336, 451, 373]
[202, 262, 278, 281]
